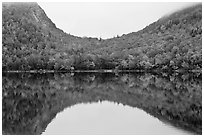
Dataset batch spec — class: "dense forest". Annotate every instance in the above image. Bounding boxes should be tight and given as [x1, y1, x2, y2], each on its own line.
[2, 3, 202, 72]
[2, 73, 202, 134]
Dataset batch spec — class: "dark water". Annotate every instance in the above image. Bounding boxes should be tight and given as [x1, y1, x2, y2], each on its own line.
[2, 72, 202, 135]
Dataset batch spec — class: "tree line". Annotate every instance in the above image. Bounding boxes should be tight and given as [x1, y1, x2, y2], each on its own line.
[2, 3, 202, 72]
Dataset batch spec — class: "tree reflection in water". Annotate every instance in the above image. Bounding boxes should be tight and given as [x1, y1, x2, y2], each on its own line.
[2, 72, 202, 135]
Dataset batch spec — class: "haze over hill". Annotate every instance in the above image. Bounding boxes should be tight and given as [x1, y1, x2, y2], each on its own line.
[2, 3, 202, 135]
[38, 2, 198, 39]
[2, 2, 202, 72]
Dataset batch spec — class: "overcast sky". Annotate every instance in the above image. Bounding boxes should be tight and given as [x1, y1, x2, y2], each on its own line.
[38, 2, 198, 39]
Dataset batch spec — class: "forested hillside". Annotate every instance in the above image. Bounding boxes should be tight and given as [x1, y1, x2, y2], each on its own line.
[2, 2, 202, 72]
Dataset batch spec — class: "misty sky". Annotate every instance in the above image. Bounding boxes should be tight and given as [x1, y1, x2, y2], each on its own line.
[38, 2, 198, 39]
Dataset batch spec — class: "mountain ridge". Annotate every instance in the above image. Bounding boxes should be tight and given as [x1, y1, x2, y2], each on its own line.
[2, 2, 202, 72]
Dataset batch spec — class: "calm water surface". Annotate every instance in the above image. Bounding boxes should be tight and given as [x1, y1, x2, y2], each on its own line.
[2, 72, 202, 135]
[43, 101, 193, 135]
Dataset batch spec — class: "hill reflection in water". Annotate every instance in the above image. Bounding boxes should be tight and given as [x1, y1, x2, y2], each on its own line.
[2, 72, 202, 135]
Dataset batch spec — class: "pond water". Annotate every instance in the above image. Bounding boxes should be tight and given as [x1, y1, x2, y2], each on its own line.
[43, 101, 193, 135]
[2, 72, 202, 135]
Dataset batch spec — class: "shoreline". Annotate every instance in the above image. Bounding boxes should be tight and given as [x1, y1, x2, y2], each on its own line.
[3, 69, 201, 73]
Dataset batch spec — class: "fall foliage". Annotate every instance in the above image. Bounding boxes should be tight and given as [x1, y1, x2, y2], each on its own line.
[2, 3, 202, 72]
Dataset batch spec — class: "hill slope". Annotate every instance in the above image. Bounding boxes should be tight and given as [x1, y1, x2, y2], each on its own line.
[2, 2, 202, 72]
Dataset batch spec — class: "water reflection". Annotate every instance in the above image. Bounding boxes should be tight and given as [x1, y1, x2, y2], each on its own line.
[43, 101, 193, 135]
[2, 72, 202, 135]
